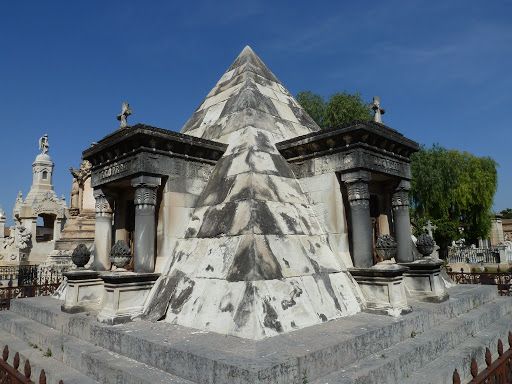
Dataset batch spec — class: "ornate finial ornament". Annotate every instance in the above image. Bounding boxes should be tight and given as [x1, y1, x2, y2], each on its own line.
[117, 102, 132, 129]
[375, 234, 397, 261]
[109, 240, 132, 269]
[38, 134, 49, 154]
[71, 243, 91, 269]
[416, 233, 435, 257]
[371, 96, 385, 123]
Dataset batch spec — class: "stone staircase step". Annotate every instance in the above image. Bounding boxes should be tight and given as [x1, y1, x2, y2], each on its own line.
[402, 315, 512, 384]
[0, 311, 195, 384]
[0, 328, 98, 384]
[312, 296, 512, 384]
[2, 285, 506, 384]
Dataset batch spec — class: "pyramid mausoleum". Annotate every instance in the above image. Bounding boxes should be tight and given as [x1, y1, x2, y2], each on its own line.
[80, 45, 420, 339]
[154, 46, 362, 339]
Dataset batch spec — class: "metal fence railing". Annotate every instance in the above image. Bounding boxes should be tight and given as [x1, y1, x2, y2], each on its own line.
[0, 265, 66, 310]
[453, 331, 512, 384]
[447, 247, 500, 264]
[447, 268, 512, 296]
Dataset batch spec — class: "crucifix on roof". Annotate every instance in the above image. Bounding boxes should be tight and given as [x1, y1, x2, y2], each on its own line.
[117, 102, 132, 128]
[371, 96, 385, 123]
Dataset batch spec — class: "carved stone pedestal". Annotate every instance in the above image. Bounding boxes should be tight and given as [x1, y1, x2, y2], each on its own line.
[349, 262, 412, 317]
[61, 270, 103, 313]
[399, 258, 449, 302]
[97, 272, 160, 325]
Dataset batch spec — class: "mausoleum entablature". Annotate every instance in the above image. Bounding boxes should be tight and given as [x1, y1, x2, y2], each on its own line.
[83, 124, 227, 188]
[276, 121, 419, 180]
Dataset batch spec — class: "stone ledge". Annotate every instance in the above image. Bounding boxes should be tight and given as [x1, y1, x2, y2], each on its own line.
[5, 285, 506, 384]
[100, 272, 160, 284]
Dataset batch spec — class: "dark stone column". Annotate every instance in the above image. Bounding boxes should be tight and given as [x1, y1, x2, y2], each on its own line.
[342, 171, 373, 268]
[131, 176, 161, 273]
[392, 180, 414, 263]
[93, 189, 113, 271]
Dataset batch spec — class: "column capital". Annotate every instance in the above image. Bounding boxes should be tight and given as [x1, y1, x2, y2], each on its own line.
[131, 176, 160, 208]
[392, 180, 411, 209]
[395, 179, 411, 192]
[342, 171, 370, 207]
[93, 188, 113, 215]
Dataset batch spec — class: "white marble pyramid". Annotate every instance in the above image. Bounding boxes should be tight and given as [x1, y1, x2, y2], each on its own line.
[155, 46, 362, 340]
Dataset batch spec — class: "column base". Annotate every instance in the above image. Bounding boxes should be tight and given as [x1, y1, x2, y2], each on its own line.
[349, 262, 412, 317]
[97, 272, 160, 325]
[399, 258, 450, 302]
[61, 270, 103, 313]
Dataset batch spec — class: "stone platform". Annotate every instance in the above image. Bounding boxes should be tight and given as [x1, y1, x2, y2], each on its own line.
[0, 285, 511, 384]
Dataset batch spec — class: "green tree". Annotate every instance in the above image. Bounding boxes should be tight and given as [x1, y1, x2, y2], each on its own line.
[499, 208, 512, 219]
[325, 92, 372, 128]
[410, 145, 498, 249]
[296, 91, 372, 129]
[296, 91, 327, 128]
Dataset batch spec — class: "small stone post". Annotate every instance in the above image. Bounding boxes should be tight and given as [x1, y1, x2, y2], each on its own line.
[342, 171, 373, 268]
[93, 189, 113, 271]
[392, 180, 414, 263]
[0, 208, 5, 239]
[131, 176, 161, 273]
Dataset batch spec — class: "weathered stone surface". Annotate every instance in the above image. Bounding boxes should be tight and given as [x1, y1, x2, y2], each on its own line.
[144, 46, 362, 339]
[3, 286, 512, 384]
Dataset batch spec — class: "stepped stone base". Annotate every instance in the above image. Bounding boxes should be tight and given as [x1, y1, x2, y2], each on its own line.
[0, 285, 510, 384]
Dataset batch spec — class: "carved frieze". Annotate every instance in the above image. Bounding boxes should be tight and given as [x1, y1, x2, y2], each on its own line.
[290, 148, 410, 179]
[91, 152, 214, 188]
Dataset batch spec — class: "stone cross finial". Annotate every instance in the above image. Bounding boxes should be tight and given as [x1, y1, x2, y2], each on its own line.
[38, 134, 49, 154]
[422, 220, 437, 238]
[117, 102, 132, 128]
[371, 96, 385, 123]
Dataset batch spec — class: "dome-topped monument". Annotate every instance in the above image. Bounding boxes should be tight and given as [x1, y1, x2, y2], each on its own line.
[0, 134, 68, 264]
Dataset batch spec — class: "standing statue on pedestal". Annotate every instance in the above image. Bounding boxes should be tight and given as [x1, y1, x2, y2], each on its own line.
[39, 134, 49, 154]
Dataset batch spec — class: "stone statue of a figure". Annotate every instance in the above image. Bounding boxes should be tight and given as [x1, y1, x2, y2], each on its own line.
[39, 134, 49, 154]
[117, 102, 132, 128]
[14, 222, 31, 250]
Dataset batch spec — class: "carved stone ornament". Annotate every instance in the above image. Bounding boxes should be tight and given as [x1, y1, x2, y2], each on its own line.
[375, 234, 398, 261]
[71, 243, 91, 269]
[94, 192, 112, 215]
[70, 160, 92, 185]
[346, 181, 370, 202]
[14, 222, 32, 250]
[416, 233, 435, 257]
[32, 191, 66, 217]
[134, 186, 158, 207]
[109, 240, 132, 269]
[392, 190, 409, 208]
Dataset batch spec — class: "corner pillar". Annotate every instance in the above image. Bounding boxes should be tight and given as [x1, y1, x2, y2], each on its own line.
[342, 171, 373, 268]
[392, 180, 413, 263]
[131, 176, 161, 273]
[93, 189, 113, 271]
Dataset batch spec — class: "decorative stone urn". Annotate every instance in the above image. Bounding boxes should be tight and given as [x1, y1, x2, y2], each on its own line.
[71, 243, 91, 269]
[416, 233, 435, 257]
[109, 240, 132, 270]
[375, 235, 398, 261]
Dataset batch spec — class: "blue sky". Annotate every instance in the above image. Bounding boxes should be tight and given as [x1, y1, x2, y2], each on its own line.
[0, 0, 510, 222]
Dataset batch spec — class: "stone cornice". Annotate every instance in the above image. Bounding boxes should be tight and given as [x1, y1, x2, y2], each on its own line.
[82, 124, 227, 168]
[276, 121, 419, 162]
